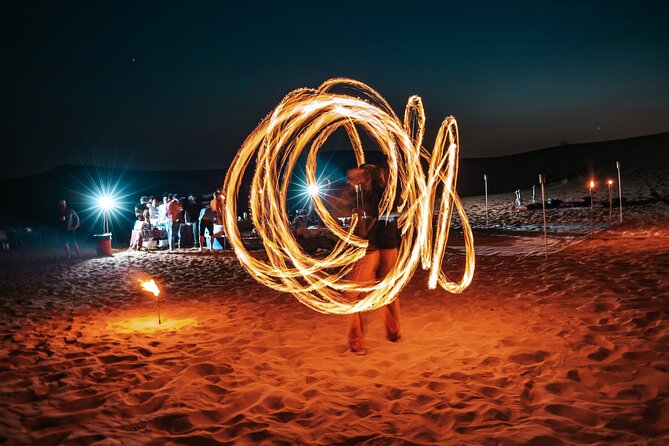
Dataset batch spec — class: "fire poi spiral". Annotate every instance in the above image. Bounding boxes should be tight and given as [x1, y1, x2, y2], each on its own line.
[223, 78, 475, 314]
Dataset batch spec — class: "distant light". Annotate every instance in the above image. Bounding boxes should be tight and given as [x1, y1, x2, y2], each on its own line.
[97, 195, 116, 211]
[307, 184, 320, 196]
[589, 180, 595, 189]
[607, 180, 613, 186]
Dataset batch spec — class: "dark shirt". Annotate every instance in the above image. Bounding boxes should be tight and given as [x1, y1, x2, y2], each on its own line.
[184, 201, 202, 224]
[58, 207, 79, 232]
[374, 217, 400, 249]
[134, 203, 148, 218]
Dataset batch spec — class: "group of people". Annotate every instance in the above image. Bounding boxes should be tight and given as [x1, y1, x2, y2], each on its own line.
[132, 191, 225, 251]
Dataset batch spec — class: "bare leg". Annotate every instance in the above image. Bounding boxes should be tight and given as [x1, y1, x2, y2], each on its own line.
[73, 242, 80, 257]
[379, 248, 401, 341]
[346, 250, 380, 353]
[348, 312, 367, 353]
[64, 243, 71, 258]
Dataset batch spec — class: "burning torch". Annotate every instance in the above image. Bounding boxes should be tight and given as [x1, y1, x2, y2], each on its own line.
[139, 279, 161, 325]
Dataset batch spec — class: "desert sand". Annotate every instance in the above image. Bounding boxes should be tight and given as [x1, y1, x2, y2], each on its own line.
[1, 171, 669, 445]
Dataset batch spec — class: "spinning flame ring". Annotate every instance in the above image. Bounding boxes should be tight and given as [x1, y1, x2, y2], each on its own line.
[223, 78, 475, 314]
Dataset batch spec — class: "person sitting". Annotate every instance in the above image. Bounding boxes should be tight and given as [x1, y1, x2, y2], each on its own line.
[130, 214, 150, 250]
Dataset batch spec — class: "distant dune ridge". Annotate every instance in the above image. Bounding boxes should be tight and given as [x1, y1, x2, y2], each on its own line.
[0, 131, 667, 236]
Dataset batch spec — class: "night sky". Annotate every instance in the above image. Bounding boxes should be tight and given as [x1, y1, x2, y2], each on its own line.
[3, 1, 668, 179]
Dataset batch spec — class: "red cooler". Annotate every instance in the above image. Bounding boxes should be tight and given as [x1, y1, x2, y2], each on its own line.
[93, 233, 112, 256]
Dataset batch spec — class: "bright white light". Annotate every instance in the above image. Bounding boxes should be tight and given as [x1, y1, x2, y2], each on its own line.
[307, 184, 319, 196]
[97, 195, 116, 211]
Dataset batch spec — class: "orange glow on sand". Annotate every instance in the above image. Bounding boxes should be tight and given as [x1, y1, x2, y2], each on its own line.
[223, 78, 475, 314]
[106, 315, 197, 333]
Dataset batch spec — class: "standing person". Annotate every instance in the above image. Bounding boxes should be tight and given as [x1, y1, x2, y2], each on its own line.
[333, 164, 401, 354]
[198, 204, 216, 252]
[148, 197, 160, 226]
[373, 164, 401, 342]
[165, 194, 182, 251]
[57, 199, 80, 258]
[184, 194, 202, 248]
[158, 194, 168, 224]
[210, 190, 224, 225]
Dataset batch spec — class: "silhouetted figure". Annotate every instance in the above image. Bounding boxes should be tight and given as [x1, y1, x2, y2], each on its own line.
[57, 199, 80, 258]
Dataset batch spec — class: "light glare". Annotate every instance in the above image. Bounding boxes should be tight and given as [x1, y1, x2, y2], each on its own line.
[97, 195, 116, 211]
[307, 184, 320, 196]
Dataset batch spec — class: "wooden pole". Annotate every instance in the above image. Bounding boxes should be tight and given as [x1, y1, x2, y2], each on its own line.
[484, 174, 488, 227]
[608, 181, 613, 224]
[589, 183, 594, 239]
[616, 161, 623, 223]
[540, 174, 548, 258]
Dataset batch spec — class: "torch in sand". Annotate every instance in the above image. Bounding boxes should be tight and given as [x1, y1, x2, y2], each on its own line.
[139, 279, 161, 325]
[483, 173, 489, 227]
[616, 161, 623, 223]
[539, 174, 548, 258]
[588, 180, 595, 239]
[607, 180, 614, 224]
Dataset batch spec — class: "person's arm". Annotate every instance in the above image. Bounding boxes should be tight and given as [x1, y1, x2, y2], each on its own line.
[72, 210, 80, 230]
[330, 188, 357, 218]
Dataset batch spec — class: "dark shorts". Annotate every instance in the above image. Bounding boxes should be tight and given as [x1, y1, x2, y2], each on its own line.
[199, 219, 214, 237]
[59, 230, 77, 244]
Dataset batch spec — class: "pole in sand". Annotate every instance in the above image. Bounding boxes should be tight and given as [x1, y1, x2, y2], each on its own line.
[588, 180, 595, 239]
[484, 173, 489, 227]
[355, 185, 360, 210]
[616, 161, 623, 223]
[607, 180, 613, 224]
[539, 174, 548, 258]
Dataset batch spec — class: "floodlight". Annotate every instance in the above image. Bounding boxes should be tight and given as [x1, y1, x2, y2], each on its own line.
[98, 195, 116, 211]
[307, 184, 319, 196]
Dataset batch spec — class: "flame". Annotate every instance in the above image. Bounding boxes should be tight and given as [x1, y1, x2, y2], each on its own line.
[139, 279, 160, 297]
[223, 78, 475, 314]
[589, 180, 595, 189]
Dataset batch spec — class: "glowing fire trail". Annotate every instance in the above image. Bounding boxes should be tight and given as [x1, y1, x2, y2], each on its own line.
[223, 78, 475, 314]
[139, 279, 161, 324]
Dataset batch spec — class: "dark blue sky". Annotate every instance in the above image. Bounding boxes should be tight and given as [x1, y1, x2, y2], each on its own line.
[3, 1, 668, 178]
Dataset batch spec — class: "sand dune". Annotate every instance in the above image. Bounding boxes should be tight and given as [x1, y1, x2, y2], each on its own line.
[1, 173, 669, 445]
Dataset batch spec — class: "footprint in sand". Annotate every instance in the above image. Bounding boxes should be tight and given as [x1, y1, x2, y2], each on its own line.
[509, 350, 551, 364]
[149, 413, 195, 434]
[545, 403, 600, 426]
